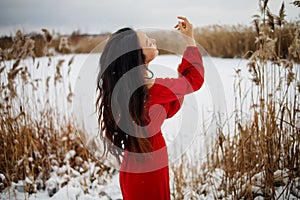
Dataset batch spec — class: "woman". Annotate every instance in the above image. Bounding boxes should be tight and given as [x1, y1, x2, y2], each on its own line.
[96, 16, 204, 200]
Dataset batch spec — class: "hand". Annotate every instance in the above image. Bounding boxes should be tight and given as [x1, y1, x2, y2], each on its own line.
[174, 16, 196, 46]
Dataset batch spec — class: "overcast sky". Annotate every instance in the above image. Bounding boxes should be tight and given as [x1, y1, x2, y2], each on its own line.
[0, 0, 299, 36]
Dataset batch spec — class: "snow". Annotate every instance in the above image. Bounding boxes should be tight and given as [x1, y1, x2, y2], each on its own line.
[0, 171, 122, 200]
[64, 150, 76, 163]
[1, 53, 299, 199]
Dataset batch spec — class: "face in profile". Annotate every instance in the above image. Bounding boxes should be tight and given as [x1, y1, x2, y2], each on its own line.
[136, 31, 159, 64]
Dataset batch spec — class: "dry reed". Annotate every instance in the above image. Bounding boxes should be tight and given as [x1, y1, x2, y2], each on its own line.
[0, 29, 110, 198]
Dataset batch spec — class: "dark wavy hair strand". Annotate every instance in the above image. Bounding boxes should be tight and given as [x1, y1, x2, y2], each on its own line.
[96, 28, 152, 162]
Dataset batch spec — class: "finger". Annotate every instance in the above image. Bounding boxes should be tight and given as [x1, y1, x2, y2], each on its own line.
[178, 22, 184, 31]
[177, 16, 191, 26]
[174, 24, 181, 30]
[177, 16, 188, 22]
[179, 21, 187, 30]
[177, 16, 187, 20]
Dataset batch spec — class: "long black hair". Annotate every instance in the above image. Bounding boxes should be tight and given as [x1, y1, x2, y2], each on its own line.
[96, 28, 152, 162]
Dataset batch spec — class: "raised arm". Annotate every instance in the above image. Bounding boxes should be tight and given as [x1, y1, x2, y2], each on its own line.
[150, 16, 204, 104]
[150, 46, 204, 104]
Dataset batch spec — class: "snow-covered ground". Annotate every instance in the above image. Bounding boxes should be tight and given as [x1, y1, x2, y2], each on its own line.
[1, 53, 299, 199]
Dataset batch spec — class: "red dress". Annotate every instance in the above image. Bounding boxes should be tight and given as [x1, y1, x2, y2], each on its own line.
[119, 46, 204, 200]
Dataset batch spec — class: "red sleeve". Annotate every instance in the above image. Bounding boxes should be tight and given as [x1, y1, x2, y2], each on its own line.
[150, 46, 204, 104]
[166, 97, 184, 118]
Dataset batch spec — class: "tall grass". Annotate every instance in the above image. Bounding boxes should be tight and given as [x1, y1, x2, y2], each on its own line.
[0, 30, 109, 198]
[194, 24, 257, 58]
[219, 1, 300, 198]
[193, 21, 299, 61]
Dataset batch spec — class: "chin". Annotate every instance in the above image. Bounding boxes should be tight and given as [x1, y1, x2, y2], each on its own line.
[146, 54, 158, 63]
[144, 48, 159, 63]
